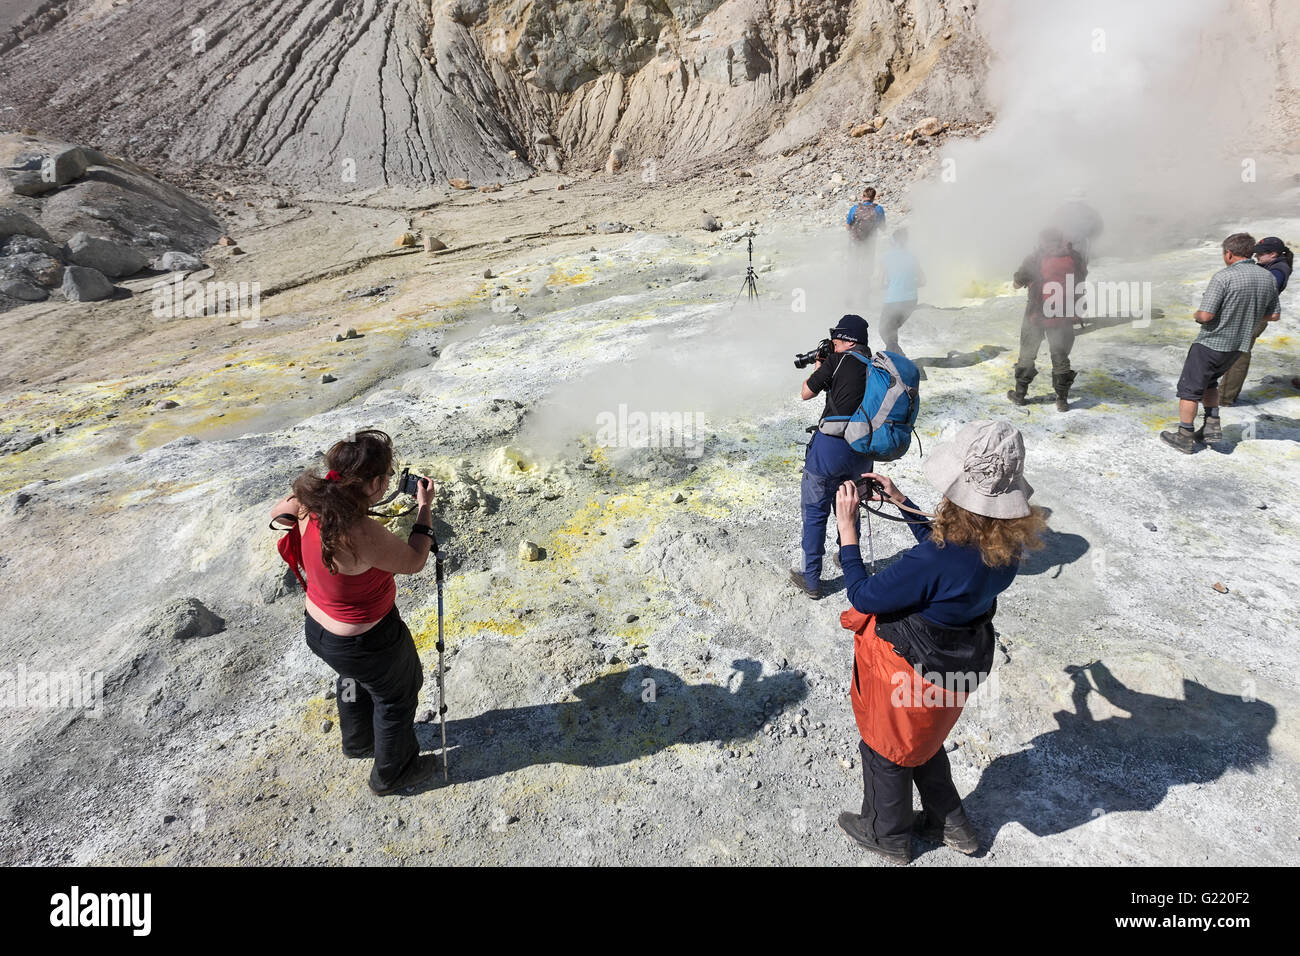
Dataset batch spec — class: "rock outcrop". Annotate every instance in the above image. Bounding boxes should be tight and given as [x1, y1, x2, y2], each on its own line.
[0, 0, 991, 192]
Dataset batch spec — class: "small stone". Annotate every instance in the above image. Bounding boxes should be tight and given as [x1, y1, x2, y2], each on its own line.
[320, 719, 333, 733]
[217, 235, 237, 246]
[1143, 522, 1157, 532]
[394, 232, 418, 247]
[750, 780, 761, 790]
[944, 740, 959, 753]
[320, 373, 337, 384]
[625, 613, 639, 624]
[154, 399, 179, 410]
[621, 538, 637, 549]
[701, 214, 720, 232]
[417, 709, 435, 723]
[672, 493, 686, 503]
[1211, 582, 1228, 594]
[448, 178, 472, 190]
[840, 758, 854, 770]
[518, 540, 542, 562]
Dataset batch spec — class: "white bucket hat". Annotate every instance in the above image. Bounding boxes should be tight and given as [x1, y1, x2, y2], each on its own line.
[923, 420, 1034, 519]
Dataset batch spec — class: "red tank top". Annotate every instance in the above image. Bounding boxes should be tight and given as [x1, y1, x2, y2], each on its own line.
[301, 515, 396, 624]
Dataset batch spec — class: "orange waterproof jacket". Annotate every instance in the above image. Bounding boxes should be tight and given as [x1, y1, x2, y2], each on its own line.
[843, 608, 969, 767]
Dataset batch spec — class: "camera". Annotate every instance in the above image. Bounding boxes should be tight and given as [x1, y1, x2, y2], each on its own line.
[854, 477, 887, 503]
[395, 467, 426, 496]
[794, 338, 832, 369]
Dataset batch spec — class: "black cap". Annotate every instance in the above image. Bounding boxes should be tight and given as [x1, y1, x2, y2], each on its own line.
[830, 314, 869, 344]
[1255, 236, 1287, 255]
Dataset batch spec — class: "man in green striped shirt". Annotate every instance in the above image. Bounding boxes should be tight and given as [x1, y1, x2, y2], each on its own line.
[1161, 233, 1280, 454]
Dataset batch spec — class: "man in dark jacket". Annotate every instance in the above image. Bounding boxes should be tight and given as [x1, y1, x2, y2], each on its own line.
[1008, 228, 1087, 412]
[791, 314, 874, 600]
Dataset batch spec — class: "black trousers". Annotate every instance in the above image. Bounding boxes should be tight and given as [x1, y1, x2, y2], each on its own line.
[859, 739, 963, 850]
[304, 606, 424, 790]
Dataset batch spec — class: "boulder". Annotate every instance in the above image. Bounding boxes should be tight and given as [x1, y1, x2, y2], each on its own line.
[449, 178, 473, 190]
[2, 252, 64, 287]
[518, 540, 542, 562]
[0, 279, 48, 302]
[142, 597, 225, 642]
[0, 210, 51, 242]
[915, 116, 944, 136]
[596, 221, 631, 234]
[5, 170, 56, 197]
[701, 214, 721, 232]
[60, 265, 116, 301]
[156, 250, 204, 272]
[65, 232, 148, 277]
[49, 147, 89, 185]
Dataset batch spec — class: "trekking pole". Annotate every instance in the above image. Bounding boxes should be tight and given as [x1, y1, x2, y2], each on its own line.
[433, 531, 449, 782]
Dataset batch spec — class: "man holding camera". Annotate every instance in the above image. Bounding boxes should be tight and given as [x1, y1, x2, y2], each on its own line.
[790, 314, 874, 599]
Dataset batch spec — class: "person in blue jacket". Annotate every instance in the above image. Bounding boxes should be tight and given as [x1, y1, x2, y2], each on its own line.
[831, 420, 1047, 864]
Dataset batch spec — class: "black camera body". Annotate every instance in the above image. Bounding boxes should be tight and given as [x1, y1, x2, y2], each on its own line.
[396, 467, 425, 496]
[794, 338, 833, 369]
[854, 477, 887, 502]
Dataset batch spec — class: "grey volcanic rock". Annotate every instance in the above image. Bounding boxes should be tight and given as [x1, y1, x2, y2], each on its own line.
[65, 232, 148, 278]
[1, 251, 63, 287]
[0, 209, 51, 242]
[0, 278, 47, 301]
[156, 251, 205, 273]
[142, 597, 226, 642]
[60, 265, 115, 301]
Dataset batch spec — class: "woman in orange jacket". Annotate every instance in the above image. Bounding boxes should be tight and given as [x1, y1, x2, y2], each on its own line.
[832, 420, 1046, 863]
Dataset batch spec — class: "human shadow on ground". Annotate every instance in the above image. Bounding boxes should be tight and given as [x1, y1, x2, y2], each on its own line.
[1210, 413, 1300, 453]
[957, 661, 1275, 849]
[913, 345, 1009, 371]
[412, 661, 808, 787]
[1018, 528, 1090, 578]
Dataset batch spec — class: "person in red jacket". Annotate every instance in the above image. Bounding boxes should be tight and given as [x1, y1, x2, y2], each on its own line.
[831, 420, 1046, 864]
[1008, 228, 1088, 411]
[269, 429, 441, 796]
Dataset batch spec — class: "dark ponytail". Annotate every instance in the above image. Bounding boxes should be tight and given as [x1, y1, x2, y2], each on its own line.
[1282, 245, 1294, 271]
[291, 429, 394, 574]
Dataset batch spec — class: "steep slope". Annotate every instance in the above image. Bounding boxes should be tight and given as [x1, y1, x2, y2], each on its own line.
[0, 0, 989, 191]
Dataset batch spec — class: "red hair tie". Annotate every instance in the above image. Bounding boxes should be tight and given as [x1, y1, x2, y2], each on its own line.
[325, 469, 342, 482]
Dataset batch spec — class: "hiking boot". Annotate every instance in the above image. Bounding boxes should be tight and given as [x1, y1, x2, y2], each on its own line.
[837, 811, 911, 865]
[343, 745, 375, 759]
[788, 569, 821, 600]
[913, 809, 979, 855]
[1055, 395, 1070, 412]
[1198, 416, 1223, 445]
[1160, 428, 1199, 454]
[369, 752, 439, 796]
[1006, 387, 1028, 407]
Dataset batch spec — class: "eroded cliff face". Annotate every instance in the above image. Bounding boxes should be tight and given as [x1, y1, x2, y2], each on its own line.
[0, 0, 989, 191]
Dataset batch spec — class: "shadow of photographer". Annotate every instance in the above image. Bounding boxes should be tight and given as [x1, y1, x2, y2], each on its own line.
[414, 659, 809, 787]
[961, 661, 1275, 843]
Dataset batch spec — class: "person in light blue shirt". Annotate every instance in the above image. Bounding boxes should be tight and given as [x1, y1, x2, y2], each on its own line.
[878, 229, 924, 354]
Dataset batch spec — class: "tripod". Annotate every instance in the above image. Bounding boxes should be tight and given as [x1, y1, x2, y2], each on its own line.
[731, 235, 759, 309]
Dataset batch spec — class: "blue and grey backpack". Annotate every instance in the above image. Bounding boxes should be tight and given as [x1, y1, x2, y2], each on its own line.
[820, 350, 921, 461]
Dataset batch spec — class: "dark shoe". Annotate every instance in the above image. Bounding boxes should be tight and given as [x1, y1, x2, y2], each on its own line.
[369, 752, 439, 796]
[343, 745, 375, 759]
[1199, 416, 1223, 445]
[1006, 388, 1027, 407]
[913, 809, 979, 855]
[1055, 395, 1069, 412]
[1160, 428, 1199, 454]
[837, 811, 910, 865]
[788, 568, 821, 600]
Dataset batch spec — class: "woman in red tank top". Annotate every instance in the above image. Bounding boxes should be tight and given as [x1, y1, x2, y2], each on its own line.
[269, 429, 442, 796]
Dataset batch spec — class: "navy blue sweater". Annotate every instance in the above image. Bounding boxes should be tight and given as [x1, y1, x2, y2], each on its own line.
[841, 498, 1018, 627]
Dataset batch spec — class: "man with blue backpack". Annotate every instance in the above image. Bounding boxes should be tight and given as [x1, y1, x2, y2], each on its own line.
[791, 314, 921, 599]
